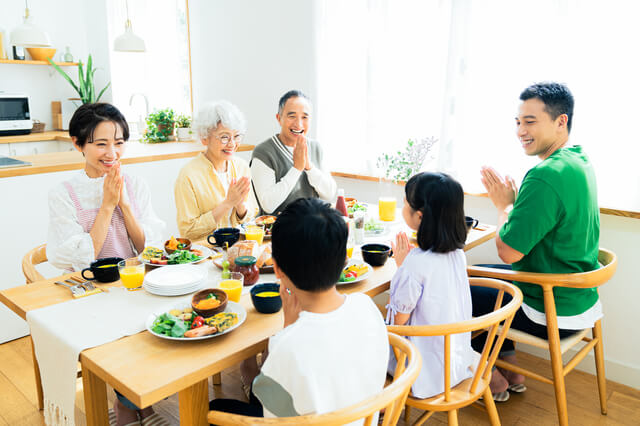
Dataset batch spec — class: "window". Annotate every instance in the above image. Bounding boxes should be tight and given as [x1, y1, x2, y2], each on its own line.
[316, 0, 640, 208]
[106, 0, 191, 137]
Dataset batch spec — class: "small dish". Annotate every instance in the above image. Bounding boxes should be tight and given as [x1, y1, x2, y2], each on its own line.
[165, 237, 192, 254]
[250, 283, 282, 314]
[192, 288, 228, 318]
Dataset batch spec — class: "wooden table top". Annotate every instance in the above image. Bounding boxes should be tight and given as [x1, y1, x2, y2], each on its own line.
[0, 225, 495, 408]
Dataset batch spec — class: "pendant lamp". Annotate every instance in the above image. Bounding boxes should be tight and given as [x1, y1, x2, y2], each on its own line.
[113, 0, 146, 52]
[10, 0, 51, 47]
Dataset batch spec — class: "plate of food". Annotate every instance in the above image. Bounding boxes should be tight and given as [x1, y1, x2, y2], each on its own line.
[146, 301, 246, 341]
[364, 218, 389, 237]
[346, 198, 368, 218]
[338, 261, 372, 285]
[213, 240, 273, 273]
[140, 244, 212, 266]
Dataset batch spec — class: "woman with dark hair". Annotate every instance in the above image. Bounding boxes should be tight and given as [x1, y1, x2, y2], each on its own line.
[46, 103, 165, 425]
[385, 172, 473, 398]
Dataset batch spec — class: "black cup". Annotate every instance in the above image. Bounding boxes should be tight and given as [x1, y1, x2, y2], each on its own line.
[465, 216, 479, 231]
[207, 227, 240, 248]
[361, 243, 392, 267]
[81, 257, 123, 282]
[250, 283, 282, 314]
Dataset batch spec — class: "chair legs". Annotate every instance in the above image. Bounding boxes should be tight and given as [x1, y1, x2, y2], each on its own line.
[548, 336, 569, 426]
[483, 387, 501, 426]
[447, 409, 458, 426]
[592, 320, 608, 415]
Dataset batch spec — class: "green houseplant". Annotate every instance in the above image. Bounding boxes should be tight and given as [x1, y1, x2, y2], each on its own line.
[376, 136, 438, 183]
[47, 54, 111, 104]
[176, 114, 192, 141]
[144, 108, 176, 143]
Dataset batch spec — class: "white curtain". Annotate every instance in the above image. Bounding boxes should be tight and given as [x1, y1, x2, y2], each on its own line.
[316, 0, 640, 206]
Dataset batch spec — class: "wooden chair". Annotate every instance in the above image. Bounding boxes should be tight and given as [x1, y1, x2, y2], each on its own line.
[207, 332, 422, 425]
[22, 243, 48, 283]
[467, 248, 617, 426]
[388, 277, 523, 426]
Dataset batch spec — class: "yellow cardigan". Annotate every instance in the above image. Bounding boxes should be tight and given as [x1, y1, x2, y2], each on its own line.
[174, 153, 257, 241]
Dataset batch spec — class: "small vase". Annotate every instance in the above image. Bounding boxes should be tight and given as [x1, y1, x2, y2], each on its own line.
[176, 127, 192, 141]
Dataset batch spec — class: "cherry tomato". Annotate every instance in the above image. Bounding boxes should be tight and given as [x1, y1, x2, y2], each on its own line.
[346, 271, 357, 279]
[191, 316, 205, 329]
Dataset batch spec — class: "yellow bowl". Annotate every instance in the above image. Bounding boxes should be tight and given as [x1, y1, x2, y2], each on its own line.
[26, 47, 57, 61]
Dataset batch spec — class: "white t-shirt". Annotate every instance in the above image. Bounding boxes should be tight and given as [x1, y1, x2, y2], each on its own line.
[386, 248, 473, 398]
[253, 293, 388, 424]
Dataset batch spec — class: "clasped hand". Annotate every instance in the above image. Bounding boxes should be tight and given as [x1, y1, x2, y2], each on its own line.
[225, 176, 251, 208]
[102, 163, 124, 210]
[480, 166, 518, 212]
[292, 137, 311, 171]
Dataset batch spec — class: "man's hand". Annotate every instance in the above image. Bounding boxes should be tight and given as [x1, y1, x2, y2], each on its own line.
[226, 176, 251, 208]
[292, 138, 308, 172]
[480, 166, 517, 212]
[280, 284, 302, 328]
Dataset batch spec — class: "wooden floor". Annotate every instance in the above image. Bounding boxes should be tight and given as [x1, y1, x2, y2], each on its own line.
[1, 336, 639, 425]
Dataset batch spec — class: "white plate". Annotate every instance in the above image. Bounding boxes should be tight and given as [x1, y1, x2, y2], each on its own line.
[144, 264, 207, 287]
[146, 301, 247, 341]
[337, 261, 373, 285]
[143, 280, 205, 296]
[140, 244, 212, 266]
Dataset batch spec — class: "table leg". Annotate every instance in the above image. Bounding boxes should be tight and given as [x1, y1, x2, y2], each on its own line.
[179, 378, 209, 426]
[30, 336, 44, 410]
[82, 366, 109, 426]
[212, 372, 222, 385]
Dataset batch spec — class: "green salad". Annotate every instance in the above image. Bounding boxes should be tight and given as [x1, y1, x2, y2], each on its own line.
[167, 249, 202, 264]
[364, 218, 385, 234]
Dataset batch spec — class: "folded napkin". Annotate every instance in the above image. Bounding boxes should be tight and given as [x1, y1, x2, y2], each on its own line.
[27, 287, 191, 426]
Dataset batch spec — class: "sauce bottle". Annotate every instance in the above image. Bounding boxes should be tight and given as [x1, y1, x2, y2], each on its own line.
[336, 188, 348, 217]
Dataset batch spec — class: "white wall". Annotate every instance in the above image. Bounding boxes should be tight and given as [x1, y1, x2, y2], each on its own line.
[0, 0, 112, 130]
[188, 0, 318, 145]
[335, 176, 640, 390]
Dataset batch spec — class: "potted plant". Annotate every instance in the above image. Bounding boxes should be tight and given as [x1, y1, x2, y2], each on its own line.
[176, 114, 192, 141]
[144, 108, 176, 143]
[47, 55, 111, 104]
[376, 137, 438, 183]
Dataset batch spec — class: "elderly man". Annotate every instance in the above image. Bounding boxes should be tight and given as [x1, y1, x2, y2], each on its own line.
[250, 90, 336, 215]
[174, 100, 257, 240]
[471, 82, 600, 400]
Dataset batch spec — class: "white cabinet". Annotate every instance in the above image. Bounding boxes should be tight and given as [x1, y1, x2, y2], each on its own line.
[5, 140, 73, 156]
[0, 144, 10, 156]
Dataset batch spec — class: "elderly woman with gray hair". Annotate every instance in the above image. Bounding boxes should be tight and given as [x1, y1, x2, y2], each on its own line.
[174, 101, 257, 240]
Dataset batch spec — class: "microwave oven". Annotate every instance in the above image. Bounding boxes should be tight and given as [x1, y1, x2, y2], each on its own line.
[0, 93, 32, 136]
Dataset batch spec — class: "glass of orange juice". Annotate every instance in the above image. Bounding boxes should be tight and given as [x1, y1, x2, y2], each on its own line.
[378, 197, 397, 221]
[346, 245, 354, 259]
[118, 259, 145, 291]
[245, 224, 265, 245]
[219, 272, 244, 302]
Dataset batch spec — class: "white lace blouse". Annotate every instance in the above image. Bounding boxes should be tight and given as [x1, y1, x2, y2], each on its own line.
[46, 170, 165, 271]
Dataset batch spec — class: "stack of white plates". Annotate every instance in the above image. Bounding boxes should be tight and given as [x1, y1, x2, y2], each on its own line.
[143, 264, 207, 296]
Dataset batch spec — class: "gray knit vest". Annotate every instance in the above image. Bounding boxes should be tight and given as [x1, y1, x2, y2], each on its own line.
[250, 135, 323, 215]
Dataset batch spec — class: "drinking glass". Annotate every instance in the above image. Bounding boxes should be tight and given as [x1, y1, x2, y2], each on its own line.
[118, 258, 145, 291]
[378, 197, 397, 221]
[245, 224, 265, 245]
[219, 272, 244, 302]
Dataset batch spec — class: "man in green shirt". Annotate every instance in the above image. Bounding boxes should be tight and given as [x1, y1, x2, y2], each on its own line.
[471, 82, 600, 400]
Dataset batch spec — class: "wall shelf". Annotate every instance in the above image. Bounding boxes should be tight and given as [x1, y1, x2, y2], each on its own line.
[0, 59, 78, 66]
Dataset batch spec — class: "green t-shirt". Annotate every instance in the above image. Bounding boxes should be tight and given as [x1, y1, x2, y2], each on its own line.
[499, 146, 600, 316]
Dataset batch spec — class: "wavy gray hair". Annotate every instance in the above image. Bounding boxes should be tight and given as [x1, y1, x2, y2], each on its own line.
[193, 100, 247, 140]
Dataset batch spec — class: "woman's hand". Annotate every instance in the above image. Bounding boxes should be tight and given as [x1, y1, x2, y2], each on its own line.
[280, 284, 302, 328]
[226, 176, 251, 208]
[391, 231, 412, 267]
[102, 163, 122, 210]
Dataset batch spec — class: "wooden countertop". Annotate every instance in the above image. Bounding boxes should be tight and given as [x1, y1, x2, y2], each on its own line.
[0, 141, 254, 178]
[0, 131, 71, 144]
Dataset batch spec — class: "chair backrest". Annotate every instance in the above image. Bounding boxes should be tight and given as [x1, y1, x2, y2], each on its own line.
[207, 332, 422, 426]
[388, 278, 523, 401]
[467, 248, 617, 290]
[22, 244, 48, 284]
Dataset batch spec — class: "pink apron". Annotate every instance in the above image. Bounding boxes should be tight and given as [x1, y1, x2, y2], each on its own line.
[63, 174, 140, 260]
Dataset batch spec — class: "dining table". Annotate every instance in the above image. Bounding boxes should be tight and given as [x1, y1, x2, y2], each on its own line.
[0, 223, 495, 426]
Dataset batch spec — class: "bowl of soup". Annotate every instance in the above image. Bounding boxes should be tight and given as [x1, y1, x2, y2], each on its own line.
[208, 227, 240, 248]
[192, 288, 228, 317]
[361, 243, 392, 267]
[250, 283, 282, 314]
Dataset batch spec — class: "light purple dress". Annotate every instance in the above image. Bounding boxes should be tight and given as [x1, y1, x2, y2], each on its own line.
[386, 248, 473, 398]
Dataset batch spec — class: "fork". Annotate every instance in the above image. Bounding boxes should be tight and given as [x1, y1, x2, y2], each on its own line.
[54, 281, 86, 297]
[67, 277, 107, 293]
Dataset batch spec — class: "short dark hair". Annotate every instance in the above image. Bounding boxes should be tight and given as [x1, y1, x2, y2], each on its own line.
[69, 103, 129, 147]
[405, 172, 467, 253]
[278, 90, 311, 115]
[520, 82, 574, 133]
[271, 198, 347, 291]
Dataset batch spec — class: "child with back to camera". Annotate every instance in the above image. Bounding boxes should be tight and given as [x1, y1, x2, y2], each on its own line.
[386, 172, 474, 398]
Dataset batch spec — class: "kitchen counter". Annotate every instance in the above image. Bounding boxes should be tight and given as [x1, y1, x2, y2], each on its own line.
[0, 140, 255, 178]
[0, 131, 72, 144]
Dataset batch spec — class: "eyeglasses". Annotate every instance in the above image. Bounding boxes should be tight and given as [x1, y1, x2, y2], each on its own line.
[214, 133, 244, 145]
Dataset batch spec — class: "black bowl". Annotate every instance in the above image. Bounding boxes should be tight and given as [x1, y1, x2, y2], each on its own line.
[81, 257, 124, 282]
[465, 216, 479, 231]
[250, 283, 282, 314]
[208, 227, 240, 248]
[361, 244, 391, 267]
